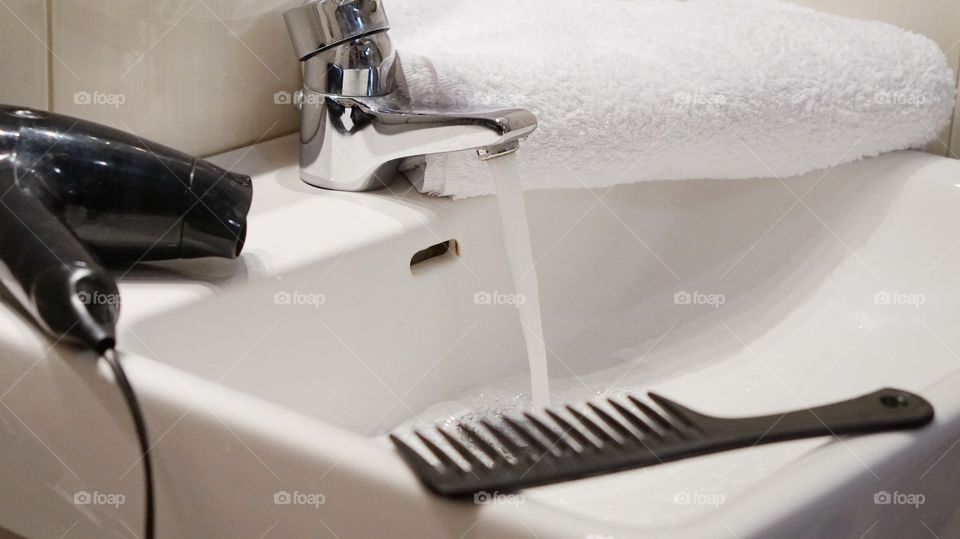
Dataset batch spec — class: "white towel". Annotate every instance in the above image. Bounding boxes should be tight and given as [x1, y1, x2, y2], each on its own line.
[391, 0, 956, 198]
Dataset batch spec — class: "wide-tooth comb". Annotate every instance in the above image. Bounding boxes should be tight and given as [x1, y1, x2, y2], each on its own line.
[389, 388, 934, 497]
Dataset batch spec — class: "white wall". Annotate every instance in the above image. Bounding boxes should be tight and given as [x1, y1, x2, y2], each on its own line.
[1, 0, 302, 157]
[0, 0, 48, 110]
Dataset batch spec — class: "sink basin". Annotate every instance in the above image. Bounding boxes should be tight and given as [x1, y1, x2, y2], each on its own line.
[2, 134, 960, 538]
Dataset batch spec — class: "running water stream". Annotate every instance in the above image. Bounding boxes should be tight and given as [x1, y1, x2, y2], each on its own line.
[486, 153, 551, 408]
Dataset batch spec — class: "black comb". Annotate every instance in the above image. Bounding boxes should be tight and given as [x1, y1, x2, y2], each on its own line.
[389, 388, 934, 496]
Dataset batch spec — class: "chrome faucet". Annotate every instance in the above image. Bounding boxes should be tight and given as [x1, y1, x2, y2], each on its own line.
[283, 0, 538, 192]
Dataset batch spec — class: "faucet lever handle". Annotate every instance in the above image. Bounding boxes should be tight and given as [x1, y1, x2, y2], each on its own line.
[284, 0, 390, 60]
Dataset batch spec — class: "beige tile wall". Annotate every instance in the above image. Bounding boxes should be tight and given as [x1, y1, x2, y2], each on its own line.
[0, 0, 48, 110]
[792, 0, 960, 156]
[3, 1, 960, 159]
[49, 0, 302, 156]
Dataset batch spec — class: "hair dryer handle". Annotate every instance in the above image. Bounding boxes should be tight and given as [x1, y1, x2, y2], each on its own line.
[0, 170, 119, 351]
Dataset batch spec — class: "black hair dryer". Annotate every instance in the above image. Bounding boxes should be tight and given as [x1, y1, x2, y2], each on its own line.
[0, 104, 253, 350]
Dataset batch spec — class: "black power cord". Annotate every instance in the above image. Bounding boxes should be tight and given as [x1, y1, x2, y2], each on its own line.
[101, 348, 155, 539]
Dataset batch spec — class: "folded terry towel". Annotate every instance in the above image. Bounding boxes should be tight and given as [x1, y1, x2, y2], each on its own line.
[392, 0, 956, 198]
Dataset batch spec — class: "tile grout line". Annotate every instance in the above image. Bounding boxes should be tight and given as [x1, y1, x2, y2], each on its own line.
[45, 0, 53, 111]
[949, 49, 960, 156]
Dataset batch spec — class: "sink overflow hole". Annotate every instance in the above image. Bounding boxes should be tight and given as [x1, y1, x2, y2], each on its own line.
[410, 240, 459, 271]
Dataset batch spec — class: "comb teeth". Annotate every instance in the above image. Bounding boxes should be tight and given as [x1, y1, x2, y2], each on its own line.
[523, 412, 580, 455]
[457, 422, 508, 465]
[415, 430, 464, 472]
[607, 397, 664, 442]
[390, 392, 707, 495]
[566, 405, 617, 446]
[587, 402, 641, 445]
[480, 418, 530, 465]
[648, 392, 705, 435]
[436, 426, 487, 471]
[545, 408, 597, 452]
[502, 416, 552, 456]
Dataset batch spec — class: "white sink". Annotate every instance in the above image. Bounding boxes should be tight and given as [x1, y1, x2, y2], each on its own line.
[2, 134, 960, 538]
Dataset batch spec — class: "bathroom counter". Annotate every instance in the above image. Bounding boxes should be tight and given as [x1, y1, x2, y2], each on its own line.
[2, 135, 960, 538]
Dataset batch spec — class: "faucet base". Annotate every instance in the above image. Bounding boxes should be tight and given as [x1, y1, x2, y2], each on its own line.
[299, 159, 402, 192]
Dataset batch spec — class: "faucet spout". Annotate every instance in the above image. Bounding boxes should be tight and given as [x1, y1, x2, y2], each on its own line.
[297, 90, 538, 191]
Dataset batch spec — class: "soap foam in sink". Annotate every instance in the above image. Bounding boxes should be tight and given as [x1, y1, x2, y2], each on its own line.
[386, 374, 600, 440]
[389, 382, 534, 438]
[383, 375, 580, 466]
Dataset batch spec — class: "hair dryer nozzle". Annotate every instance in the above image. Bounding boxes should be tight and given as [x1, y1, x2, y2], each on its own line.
[182, 159, 253, 259]
[1, 104, 255, 263]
